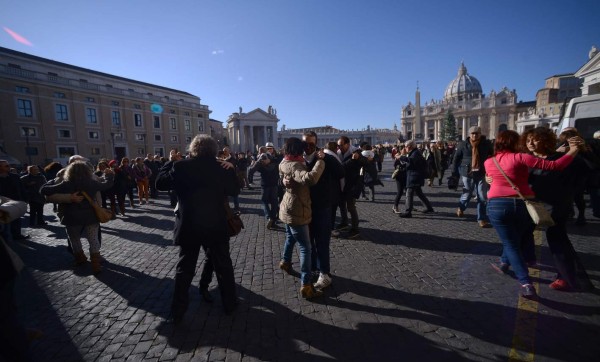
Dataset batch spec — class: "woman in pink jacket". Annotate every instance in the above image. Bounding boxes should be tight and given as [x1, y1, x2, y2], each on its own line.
[485, 130, 583, 299]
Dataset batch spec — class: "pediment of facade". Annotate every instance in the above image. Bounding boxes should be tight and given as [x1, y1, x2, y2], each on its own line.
[241, 108, 278, 122]
[575, 53, 600, 77]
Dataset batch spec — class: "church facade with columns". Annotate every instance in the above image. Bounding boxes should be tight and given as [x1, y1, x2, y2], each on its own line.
[225, 106, 279, 152]
[401, 63, 518, 141]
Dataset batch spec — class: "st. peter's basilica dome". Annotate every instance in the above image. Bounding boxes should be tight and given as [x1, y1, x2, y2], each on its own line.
[444, 62, 483, 101]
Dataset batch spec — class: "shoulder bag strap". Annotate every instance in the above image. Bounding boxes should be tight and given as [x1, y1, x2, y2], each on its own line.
[492, 157, 526, 201]
[80, 191, 95, 205]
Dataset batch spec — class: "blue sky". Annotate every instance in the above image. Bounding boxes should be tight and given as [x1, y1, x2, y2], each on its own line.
[2, 0, 599, 131]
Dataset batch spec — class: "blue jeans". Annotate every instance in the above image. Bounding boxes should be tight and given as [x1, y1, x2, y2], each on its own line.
[281, 224, 312, 285]
[310, 207, 332, 274]
[460, 175, 489, 221]
[487, 198, 531, 285]
[261, 186, 279, 220]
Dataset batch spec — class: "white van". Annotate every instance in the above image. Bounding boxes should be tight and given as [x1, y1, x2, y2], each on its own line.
[556, 94, 600, 138]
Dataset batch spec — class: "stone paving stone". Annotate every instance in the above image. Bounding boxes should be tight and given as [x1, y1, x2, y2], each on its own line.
[10, 158, 600, 361]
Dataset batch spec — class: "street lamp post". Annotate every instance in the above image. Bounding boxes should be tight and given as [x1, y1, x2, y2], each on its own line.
[110, 132, 115, 159]
[23, 127, 32, 165]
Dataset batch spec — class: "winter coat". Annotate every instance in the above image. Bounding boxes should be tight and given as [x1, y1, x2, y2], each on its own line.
[402, 148, 428, 187]
[451, 136, 493, 178]
[248, 156, 280, 187]
[155, 156, 238, 246]
[40, 175, 113, 226]
[307, 153, 345, 209]
[278, 158, 325, 226]
[338, 146, 367, 199]
[20, 173, 47, 204]
[132, 163, 151, 182]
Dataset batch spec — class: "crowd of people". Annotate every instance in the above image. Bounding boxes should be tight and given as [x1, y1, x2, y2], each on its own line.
[1, 126, 599, 334]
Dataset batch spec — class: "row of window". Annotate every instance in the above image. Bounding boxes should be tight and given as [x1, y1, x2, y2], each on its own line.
[55, 146, 167, 158]
[16, 98, 205, 132]
[15, 85, 198, 117]
[19, 126, 192, 143]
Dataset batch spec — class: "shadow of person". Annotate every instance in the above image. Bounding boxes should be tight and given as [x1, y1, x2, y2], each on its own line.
[93, 260, 175, 319]
[155, 284, 473, 361]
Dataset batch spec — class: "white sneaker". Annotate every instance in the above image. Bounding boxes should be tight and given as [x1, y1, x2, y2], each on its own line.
[314, 273, 332, 289]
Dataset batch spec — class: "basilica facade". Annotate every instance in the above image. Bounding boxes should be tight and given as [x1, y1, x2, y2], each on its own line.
[401, 63, 518, 141]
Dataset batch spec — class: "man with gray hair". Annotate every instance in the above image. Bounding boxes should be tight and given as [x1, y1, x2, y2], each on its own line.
[451, 126, 493, 228]
[156, 135, 240, 321]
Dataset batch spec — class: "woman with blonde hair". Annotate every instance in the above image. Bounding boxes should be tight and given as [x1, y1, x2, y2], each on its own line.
[41, 161, 114, 273]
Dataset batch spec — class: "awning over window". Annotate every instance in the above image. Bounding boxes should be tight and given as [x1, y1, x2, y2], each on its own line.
[0, 151, 22, 166]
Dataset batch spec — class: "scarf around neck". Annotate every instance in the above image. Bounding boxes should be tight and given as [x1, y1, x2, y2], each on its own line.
[284, 155, 305, 163]
[470, 137, 481, 171]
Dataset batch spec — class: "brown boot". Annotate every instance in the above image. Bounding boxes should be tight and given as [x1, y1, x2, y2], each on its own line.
[74, 251, 87, 265]
[278, 260, 292, 274]
[90, 252, 102, 274]
[300, 284, 323, 299]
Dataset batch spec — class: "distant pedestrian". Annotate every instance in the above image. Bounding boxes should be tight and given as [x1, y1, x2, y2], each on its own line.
[451, 126, 493, 228]
[398, 140, 434, 218]
[20, 165, 47, 226]
[133, 157, 151, 205]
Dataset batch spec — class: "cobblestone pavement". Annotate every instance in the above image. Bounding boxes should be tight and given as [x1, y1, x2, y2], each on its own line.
[10, 157, 600, 361]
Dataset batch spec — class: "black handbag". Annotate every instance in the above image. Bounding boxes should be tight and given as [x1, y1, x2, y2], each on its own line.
[224, 201, 244, 237]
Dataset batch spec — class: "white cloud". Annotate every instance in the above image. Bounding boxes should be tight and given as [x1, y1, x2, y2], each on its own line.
[211, 49, 224, 55]
[237, 76, 244, 81]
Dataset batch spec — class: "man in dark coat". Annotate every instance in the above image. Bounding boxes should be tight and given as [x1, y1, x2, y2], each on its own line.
[336, 136, 367, 238]
[248, 150, 280, 229]
[398, 140, 434, 218]
[156, 135, 239, 322]
[303, 131, 344, 289]
[451, 126, 493, 228]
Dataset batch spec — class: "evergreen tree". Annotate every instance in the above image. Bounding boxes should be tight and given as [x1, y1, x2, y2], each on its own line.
[439, 110, 458, 141]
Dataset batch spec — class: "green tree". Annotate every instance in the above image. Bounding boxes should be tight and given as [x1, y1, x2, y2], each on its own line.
[439, 110, 458, 141]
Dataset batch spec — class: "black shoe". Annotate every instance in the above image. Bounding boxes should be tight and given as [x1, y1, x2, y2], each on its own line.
[199, 288, 214, 303]
[398, 212, 412, 218]
[575, 216, 587, 226]
[335, 223, 350, 231]
[521, 284, 537, 299]
[345, 229, 360, 239]
[421, 208, 434, 214]
[13, 234, 30, 240]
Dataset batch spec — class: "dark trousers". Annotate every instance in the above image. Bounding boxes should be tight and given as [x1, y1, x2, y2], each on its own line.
[149, 176, 158, 197]
[310, 207, 332, 274]
[394, 178, 406, 208]
[198, 240, 231, 290]
[10, 218, 23, 238]
[339, 196, 359, 229]
[405, 186, 432, 212]
[546, 212, 592, 289]
[28, 202, 44, 226]
[172, 237, 236, 315]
